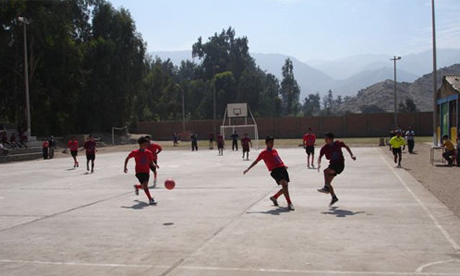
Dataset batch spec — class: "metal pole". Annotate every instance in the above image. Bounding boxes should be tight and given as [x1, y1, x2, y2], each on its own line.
[181, 89, 185, 132]
[21, 18, 31, 137]
[213, 79, 216, 135]
[432, 0, 438, 146]
[390, 56, 401, 128]
[394, 57, 397, 128]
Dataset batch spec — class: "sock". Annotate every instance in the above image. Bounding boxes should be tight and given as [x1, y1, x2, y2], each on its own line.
[135, 184, 142, 189]
[143, 187, 152, 200]
[273, 189, 283, 199]
[285, 194, 292, 205]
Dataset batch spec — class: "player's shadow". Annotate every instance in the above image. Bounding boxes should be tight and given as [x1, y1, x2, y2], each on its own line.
[246, 207, 291, 216]
[321, 207, 365, 218]
[121, 200, 149, 210]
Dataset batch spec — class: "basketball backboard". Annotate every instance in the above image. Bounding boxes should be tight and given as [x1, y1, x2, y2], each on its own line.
[227, 103, 248, 118]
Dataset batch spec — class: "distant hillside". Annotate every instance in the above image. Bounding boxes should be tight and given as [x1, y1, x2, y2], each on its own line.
[308, 48, 460, 80]
[337, 63, 460, 113]
[333, 67, 418, 97]
[251, 53, 335, 100]
[152, 49, 460, 101]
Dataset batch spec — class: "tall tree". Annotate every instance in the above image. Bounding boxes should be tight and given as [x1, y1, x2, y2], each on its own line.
[280, 58, 301, 116]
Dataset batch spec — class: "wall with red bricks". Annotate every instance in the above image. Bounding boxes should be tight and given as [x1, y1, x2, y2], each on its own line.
[137, 112, 433, 140]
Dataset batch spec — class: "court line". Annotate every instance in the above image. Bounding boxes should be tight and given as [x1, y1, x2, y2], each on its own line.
[2, 259, 458, 276]
[380, 155, 460, 252]
[180, 265, 460, 275]
[0, 259, 167, 269]
[415, 260, 460, 273]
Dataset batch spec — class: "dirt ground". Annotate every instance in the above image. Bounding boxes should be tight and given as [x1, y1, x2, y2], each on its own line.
[382, 142, 460, 219]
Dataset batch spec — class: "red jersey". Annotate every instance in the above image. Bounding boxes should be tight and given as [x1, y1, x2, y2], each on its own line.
[216, 135, 224, 145]
[68, 140, 79, 151]
[320, 141, 346, 165]
[241, 137, 251, 149]
[84, 140, 96, 155]
[127, 149, 154, 174]
[42, 141, 49, 148]
[147, 142, 162, 161]
[256, 148, 286, 171]
[303, 133, 316, 147]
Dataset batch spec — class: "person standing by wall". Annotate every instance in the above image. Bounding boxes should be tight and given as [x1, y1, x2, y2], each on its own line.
[42, 138, 49, 159]
[48, 136, 56, 159]
[405, 127, 415, 154]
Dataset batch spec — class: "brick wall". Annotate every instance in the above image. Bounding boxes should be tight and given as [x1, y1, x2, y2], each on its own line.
[137, 112, 433, 140]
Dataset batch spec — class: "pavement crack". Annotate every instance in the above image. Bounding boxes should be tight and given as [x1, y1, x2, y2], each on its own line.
[0, 191, 131, 234]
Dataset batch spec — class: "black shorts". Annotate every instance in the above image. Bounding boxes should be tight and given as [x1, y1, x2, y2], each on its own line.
[328, 162, 345, 176]
[270, 167, 290, 184]
[306, 146, 315, 155]
[150, 160, 158, 172]
[135, 173, 150, 184]
[392, 148, 402, 155]
[243, 147, 250, 153]
[86, 154, 95, 161]
[71, 150, 78, 157]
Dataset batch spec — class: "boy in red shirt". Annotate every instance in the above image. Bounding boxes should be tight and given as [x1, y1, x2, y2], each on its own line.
[124, 136, 159, 205]
[67, 137, 79, 167]
[241, 133, 252, 160]
[303, 128, 316, 168]
[216, 134, 224, 156]
[146, 136, 162, 187]
[84, 134, 97, 173]
[244, 136, 294, 211]
[317, 132, 356, 206]
[42, 138, 49, 160]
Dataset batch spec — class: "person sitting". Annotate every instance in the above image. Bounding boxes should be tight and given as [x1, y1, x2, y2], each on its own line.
[441, 135, 455, 166]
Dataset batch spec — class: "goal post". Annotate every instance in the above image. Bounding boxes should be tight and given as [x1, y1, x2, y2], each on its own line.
[112, 126, 128, 145]
[220, 103, 259, 149]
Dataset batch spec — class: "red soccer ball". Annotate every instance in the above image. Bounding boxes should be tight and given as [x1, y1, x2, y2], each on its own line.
[164, 178, 176, 190]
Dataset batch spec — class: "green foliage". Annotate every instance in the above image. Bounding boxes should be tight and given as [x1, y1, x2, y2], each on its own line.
[1, 2, 304, 136]
[280, 58, 301, 116]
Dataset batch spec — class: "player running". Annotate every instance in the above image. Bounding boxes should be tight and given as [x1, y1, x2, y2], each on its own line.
[146, 136, 162, 187]
[244, 136, 294, 211]
[389, 130, 405, 168]
[241, 133, 252, 160]
[124, 136, 158, 205]
[67, 137, 79, 167]
[303, 127, 316, 168]
[216, 133, 224, 156]
[84, 134, 97, 173]
[317, 132, 356, 206]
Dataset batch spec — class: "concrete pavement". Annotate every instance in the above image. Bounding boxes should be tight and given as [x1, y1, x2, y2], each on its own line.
[0, 146, 459, 275]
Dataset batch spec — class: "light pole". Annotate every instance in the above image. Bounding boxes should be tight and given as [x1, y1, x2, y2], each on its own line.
[18, 17, 31, 137]
[431, 0, 438, 146]
[213, 79, 217, 136]
[390, 56, 401, 128]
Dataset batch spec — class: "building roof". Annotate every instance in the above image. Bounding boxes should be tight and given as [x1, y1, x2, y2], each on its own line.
[444, 75, 460, 93]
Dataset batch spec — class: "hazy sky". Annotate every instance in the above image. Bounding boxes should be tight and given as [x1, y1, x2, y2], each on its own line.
[108, 0, 460, 61]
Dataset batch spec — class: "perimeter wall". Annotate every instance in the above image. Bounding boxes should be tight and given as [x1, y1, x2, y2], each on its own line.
[137, 112, 433, 140]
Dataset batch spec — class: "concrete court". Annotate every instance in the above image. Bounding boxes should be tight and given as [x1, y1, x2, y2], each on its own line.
[0, 146, 460, 276]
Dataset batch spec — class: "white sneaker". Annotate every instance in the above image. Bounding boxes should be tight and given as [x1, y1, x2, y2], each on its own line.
[288, 204, 295, 211]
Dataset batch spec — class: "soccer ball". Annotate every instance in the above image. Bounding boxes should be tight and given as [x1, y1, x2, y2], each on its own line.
[164, 178, 175, 190]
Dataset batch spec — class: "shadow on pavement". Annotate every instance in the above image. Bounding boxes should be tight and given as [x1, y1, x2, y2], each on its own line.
[321, 206, 365, 218]
[246, 207, 292, 216]
[121, 200, 149, 210]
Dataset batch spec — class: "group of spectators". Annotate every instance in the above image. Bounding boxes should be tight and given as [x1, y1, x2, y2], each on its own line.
[0, 126, 28, 155]
[389, 125, 460, 167]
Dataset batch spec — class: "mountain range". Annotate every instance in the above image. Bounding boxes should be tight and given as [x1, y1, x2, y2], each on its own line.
[336, 63, 460, 113]
[152, 48, 460, 100]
